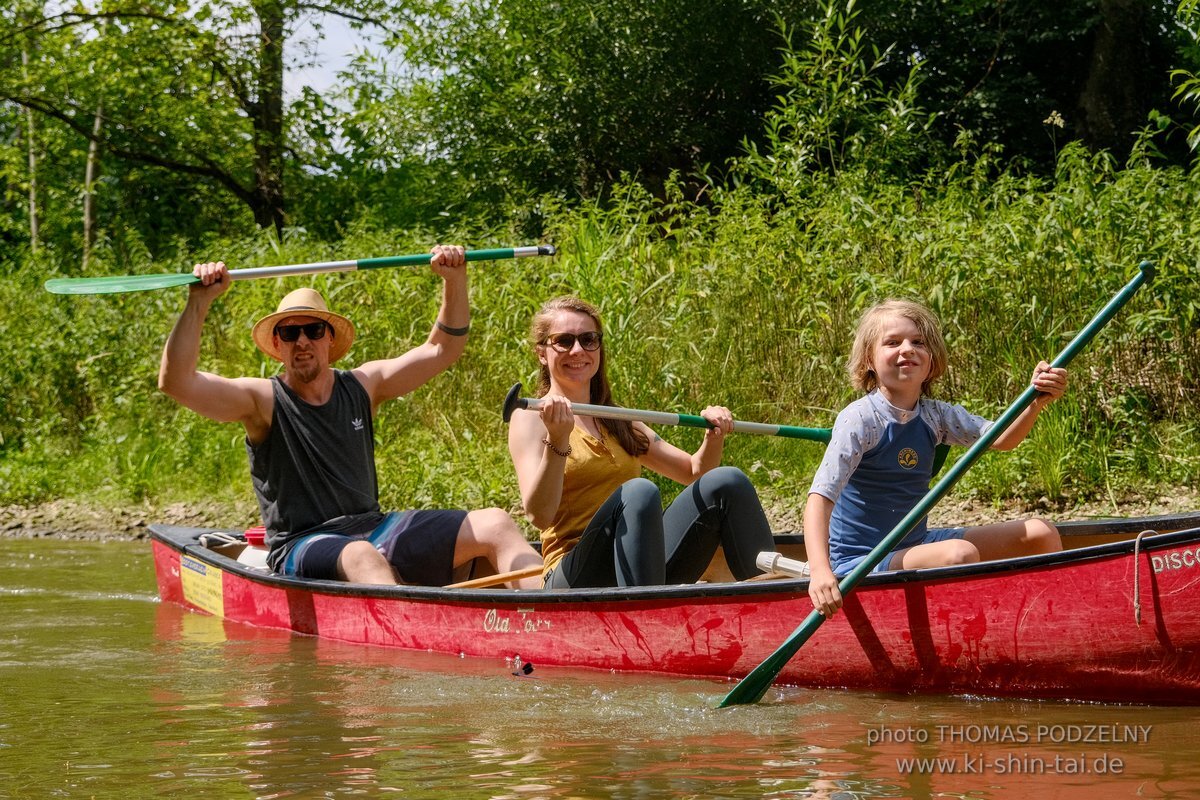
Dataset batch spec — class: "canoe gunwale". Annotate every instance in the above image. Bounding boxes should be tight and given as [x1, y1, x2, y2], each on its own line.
[150, 515, 1200, 605]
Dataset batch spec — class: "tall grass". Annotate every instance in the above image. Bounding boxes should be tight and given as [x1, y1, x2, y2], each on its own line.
[3, 140, 1199, 527]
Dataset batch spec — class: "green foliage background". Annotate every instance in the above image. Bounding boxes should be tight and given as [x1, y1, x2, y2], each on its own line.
[4, 141, 1198, 525]
[2, 0, 1199, 528]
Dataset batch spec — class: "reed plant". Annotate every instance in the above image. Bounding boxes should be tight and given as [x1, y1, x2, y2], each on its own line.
[3, 137, 1199, 528]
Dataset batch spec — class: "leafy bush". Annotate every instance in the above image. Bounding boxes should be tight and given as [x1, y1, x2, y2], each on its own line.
[4, 39, 1199, 521]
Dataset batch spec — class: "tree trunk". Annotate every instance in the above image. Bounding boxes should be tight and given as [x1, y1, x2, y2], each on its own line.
[1076, 0, 1153, 156]
[21, 46, 40, 252]
[82, 102, 103, 271]
[253, 0, 286, 236]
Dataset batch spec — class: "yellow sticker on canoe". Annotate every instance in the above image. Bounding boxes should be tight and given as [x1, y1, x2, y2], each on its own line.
[181, 555, 225, 617]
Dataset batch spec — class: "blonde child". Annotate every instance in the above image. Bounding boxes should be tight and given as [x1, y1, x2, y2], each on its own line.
[805, 300, 1066, 618]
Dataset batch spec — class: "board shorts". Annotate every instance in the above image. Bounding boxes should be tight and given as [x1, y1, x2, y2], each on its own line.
[280, 509, 467, 585]
[835, 526, 967, 576]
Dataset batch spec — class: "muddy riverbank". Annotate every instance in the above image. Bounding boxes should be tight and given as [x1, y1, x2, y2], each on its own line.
[4, 487, 1197, 541]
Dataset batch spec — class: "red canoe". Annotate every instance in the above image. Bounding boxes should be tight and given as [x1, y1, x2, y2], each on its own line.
[151, 512, 1200, 704]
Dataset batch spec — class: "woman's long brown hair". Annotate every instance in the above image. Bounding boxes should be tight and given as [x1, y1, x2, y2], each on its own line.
[530, 296, 649, 456]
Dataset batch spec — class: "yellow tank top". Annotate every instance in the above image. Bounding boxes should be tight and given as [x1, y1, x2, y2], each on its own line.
[540, 424, 642, 576]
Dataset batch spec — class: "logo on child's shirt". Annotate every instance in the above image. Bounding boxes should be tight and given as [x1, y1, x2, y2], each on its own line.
[897, 448, 919, 469]
[351, 418, 364, 432]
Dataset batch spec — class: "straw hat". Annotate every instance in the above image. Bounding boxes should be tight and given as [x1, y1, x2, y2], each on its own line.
[251, 288, 356, 363]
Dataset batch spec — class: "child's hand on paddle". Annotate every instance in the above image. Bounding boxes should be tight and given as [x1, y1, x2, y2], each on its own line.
[1030, 361, 1068, 404]
[808, 566, 843, 618]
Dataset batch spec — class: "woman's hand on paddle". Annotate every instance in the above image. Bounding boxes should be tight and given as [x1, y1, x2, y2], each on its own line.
[538, 394, 575, 453]
[808, 566, 843, 618]
[700, 405, 734, 439]
[190, 261, 230, 303]
[1030, 361, 1068, 405]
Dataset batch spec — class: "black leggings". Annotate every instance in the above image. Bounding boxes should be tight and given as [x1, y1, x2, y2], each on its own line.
[545, 466, 774, 588]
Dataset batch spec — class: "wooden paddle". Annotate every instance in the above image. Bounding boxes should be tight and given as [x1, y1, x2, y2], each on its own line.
[44, 245, 555, 295]
[503, 383, 832, 443]
[718, 261, 1156, 707]
[446, 565, 544, 589]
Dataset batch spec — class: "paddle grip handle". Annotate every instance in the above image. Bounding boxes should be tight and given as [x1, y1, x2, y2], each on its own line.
[502, 383, 528, 423]
[756, 552, 810, 578]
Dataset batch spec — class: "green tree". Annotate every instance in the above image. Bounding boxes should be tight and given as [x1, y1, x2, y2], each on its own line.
[0, 106, 32, 253]
[858, 0, 1194, 166]
[372, 0, 814, 208]
[733, 1, 934, 202]
[0, 0, 404, 246]
[1170, 0, 1200, 151]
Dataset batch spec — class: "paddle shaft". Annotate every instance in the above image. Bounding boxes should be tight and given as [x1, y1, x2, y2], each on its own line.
[228, 246, 551, 282]
[44, 245, 555, 295]
[503, 384, 830, 443]
[719, 261, 1156, 707]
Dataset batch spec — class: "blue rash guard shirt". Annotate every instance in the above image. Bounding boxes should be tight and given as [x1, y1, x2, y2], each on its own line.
[809, 390, 992, 574]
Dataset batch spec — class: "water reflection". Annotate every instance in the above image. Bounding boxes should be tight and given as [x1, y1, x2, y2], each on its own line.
[147, 601, 881, 798]
[3, 539, 1200, 799]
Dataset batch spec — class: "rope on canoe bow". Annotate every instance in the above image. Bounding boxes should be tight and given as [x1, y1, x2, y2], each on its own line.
[1132, 530, 1155, 626]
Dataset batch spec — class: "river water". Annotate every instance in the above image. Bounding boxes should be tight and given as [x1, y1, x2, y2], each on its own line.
[1, 538, 1198, 799]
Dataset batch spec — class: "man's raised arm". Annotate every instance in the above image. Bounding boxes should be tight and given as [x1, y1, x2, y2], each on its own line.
[355, 245, 471, 409]
[159, 261, 270, 435]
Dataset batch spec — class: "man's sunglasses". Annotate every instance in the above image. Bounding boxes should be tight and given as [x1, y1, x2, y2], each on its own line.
[275, 321, 330, 342]
[543, 331, 603, 352]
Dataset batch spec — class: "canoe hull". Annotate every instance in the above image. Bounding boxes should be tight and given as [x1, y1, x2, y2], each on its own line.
[152, 520, 1200, 704]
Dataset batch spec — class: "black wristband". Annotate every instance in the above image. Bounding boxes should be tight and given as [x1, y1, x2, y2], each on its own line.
[436, 320, 470, 336]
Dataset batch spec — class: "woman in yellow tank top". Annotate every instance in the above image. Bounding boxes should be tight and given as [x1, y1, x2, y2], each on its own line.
[507, 296, 775, 588]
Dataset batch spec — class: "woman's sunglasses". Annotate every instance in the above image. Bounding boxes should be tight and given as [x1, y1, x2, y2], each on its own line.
[543, 331, 603, 352]
[275, 321, 330, 342]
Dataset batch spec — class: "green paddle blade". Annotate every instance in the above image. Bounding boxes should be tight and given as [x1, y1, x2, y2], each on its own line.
[45, 272, 200, 295]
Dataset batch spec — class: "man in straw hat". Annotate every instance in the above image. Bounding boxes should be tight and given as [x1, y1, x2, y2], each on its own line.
[159, 245, 542, 588]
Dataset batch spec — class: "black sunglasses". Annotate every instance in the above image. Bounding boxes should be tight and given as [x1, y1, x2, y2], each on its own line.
[275, 321, 330, 342]
[543, 331, 603, 352]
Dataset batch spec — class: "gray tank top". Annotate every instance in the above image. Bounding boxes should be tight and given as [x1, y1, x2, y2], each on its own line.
[248, 370, 383, 569]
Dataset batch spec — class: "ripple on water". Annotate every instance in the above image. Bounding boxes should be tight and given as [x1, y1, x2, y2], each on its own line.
[3, 539, 1200, 799]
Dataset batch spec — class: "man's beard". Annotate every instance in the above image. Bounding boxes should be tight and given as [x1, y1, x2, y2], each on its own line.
[289, 355, 323, 384]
